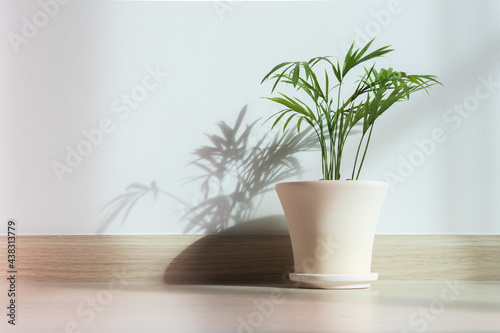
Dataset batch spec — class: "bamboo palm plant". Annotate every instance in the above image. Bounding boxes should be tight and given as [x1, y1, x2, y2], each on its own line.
[261, 39, 441, 180]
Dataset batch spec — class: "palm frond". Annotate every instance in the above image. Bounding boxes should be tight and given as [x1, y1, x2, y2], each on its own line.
[261, 39, 441, 180]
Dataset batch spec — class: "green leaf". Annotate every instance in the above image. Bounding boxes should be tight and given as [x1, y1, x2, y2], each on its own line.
[309, 70, 325, 99]
[261, 62, 292, 84]
[303, 61, 312, 79]
[262, 108, 288, 126]
[283, 114, 295, 132]
[332, 60, 341, 82]
[292, 63, 300, 87]
[269, 63, 296, 93]
[325, 69, 329, 100]
[297, 117, 304, 133]
[268, 95, 311, 119]
[271, 110, 291, 130]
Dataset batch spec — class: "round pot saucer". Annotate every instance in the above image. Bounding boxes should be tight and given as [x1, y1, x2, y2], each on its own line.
[289, 273, 378, 289]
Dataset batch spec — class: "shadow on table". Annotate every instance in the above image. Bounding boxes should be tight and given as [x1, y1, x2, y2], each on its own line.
[163, 215, 295, 286]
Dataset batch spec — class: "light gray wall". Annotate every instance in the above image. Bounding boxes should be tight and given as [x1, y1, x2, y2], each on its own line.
[1, 0, 499, 235]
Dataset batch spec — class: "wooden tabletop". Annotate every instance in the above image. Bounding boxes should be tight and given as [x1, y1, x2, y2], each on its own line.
[1, 280, 499, 333]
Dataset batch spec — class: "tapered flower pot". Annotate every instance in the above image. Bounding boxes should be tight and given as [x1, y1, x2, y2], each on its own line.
[276, 180, 389, 289]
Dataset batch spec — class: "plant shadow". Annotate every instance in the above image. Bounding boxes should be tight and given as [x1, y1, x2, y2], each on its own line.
[163, 105, 324, 285]
[97, 104, 320, 285]
[96, 104, 318, 235]
[163, 227, 295, 286]
[96, 181, 162, 235]
[181, 104, 318, 234]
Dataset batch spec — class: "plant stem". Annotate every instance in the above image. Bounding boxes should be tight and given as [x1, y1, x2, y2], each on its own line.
[334, 83, 343, 180]
[355, 124, 374, 180]
[352, 129, 366, 179]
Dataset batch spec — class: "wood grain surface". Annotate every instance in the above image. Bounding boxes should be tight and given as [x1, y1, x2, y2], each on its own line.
[0, 235, 499, 282]
[1, 281, 499, 333]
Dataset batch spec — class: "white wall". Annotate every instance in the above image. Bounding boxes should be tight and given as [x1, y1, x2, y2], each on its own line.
[1, 0, 499, 235]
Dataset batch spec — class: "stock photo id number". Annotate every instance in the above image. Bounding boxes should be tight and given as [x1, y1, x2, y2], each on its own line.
[6, 220, 17, 326]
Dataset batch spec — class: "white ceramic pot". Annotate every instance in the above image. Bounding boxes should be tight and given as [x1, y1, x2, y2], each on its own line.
[275, 180, 389, 289]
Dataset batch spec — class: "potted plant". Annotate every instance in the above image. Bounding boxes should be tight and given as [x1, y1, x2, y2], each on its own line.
[261, 39, 441, 289]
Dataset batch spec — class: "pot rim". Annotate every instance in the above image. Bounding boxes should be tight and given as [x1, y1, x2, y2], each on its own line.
[275, 180, 389, 188]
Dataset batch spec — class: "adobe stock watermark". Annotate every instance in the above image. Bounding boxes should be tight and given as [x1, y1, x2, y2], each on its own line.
[51, 65, 168, 183]
[7, 0, 71, 54]
[236, 290, 285, 333]
[56, 269, 129, 333]
[401, 280, 467, 333]
[384, 74, 500, 191]
[212, 0, 242, 21]
[339, 0, 403, 54]
[236, 235, 339, 333]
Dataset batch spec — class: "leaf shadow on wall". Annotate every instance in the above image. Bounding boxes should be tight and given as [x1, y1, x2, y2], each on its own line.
[182, 105, 318, 234]
[96, 181, 167, 235]
[96, 105, 317, 235]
